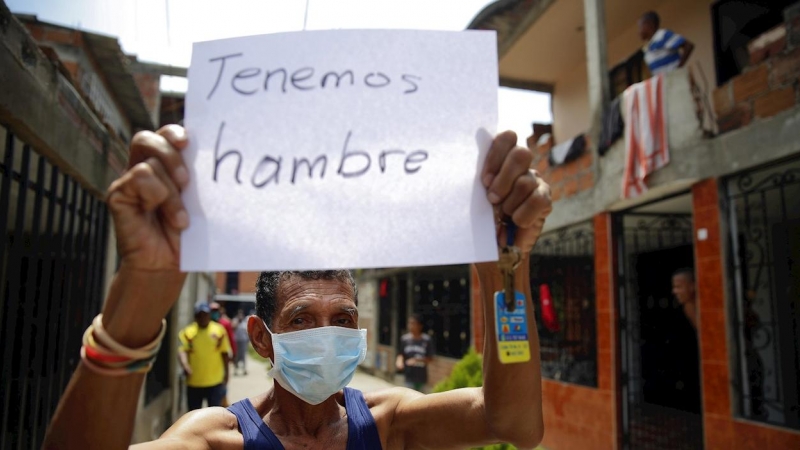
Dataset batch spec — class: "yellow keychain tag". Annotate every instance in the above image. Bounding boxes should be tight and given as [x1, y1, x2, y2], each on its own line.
[494, 290, 531, 364]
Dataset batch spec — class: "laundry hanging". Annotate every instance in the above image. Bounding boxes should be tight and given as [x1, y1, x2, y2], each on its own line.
[548, 133, 587, 167]
[622, 74, 670, 199]
[599, 96, 624, 156]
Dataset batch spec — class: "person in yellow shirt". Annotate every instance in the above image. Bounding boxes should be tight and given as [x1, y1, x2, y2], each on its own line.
[178, 303, 232, 410]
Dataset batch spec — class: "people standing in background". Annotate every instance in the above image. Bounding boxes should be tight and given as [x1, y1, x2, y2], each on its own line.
[233, 309, 250, 376]
[638, 11, 694, 76]
[178, 303, 232, 410]
[395, 314, 435, 392]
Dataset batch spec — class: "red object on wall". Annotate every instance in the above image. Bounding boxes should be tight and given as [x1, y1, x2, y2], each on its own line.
[539, 284, 560, 332]
[379, 279, 389, 297]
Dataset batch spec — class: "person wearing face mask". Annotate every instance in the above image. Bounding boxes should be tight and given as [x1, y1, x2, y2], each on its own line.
[43, 125, 550, 449]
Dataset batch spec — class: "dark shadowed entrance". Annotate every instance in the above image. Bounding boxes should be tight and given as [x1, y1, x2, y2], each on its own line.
[615, 193, 703, 450]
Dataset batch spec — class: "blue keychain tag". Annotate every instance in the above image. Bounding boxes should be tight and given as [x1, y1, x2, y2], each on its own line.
[494, 290, 531, 363]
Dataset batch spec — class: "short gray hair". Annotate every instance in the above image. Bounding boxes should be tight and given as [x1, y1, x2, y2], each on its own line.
[255, 271, 358, 328]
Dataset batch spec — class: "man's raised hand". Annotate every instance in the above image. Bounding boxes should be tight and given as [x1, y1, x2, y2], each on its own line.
[107, 125, 190, 271]
[481, 130, 552, 253]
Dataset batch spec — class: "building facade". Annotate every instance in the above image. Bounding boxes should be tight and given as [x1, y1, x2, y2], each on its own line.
[0, 4, 210, 446]
[469, 0, 800, 448]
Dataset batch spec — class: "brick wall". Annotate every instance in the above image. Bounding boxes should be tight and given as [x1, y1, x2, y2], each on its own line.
[692, 179, 800, 449]
[529, 141, 594, 202]
[426, 356, 458, 390]
[214, 272, 226, 293]
[238, 271, 260, 293]
[714, 18, 800, 134]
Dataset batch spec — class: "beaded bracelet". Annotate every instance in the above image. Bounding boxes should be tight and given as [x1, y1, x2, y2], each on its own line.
[80, 314, 166, 376]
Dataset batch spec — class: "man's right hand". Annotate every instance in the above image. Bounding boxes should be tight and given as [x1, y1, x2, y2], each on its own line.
[107, 125, 190, 272]
[43, 125, 195, 449]
[101, 125, 191, 345]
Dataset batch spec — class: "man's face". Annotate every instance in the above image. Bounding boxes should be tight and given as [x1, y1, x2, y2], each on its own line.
[408, 318, 423, 335]
[271, 276, 358, 333]
[196, 311, 211, 328]
[672, 273, 696, 305]
[638, 18, 655, 41]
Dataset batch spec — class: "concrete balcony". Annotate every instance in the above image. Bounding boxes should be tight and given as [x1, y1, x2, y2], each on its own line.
[544, 67, 800, 231]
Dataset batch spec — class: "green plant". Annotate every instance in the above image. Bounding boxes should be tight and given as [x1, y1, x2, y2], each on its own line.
[432, 348, 516, 450]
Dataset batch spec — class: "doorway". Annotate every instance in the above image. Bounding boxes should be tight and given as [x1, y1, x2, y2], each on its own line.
[615, 194, 704, 449]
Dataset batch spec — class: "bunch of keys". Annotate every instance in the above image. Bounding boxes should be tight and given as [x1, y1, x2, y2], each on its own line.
[497, 220, 522, 312]
[494, 219, 530, 364]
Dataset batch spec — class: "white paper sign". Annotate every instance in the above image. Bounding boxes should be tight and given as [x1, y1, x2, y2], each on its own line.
[181, 30, 499, 271]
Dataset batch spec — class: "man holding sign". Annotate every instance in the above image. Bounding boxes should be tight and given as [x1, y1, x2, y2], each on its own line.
[45, 123, 549, 449]
[44, 30, 550, 449]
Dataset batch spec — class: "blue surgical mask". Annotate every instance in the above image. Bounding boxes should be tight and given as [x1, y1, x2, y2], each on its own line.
[264, 321, 367, 405]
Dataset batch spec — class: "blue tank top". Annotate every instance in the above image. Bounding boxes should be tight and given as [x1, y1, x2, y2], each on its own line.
[227, 387, 382, 450]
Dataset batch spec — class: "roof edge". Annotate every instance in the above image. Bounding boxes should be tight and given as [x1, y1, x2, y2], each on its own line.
[467, 0, 558, 59]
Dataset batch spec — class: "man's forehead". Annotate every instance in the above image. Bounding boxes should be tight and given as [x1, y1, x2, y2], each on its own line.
[278, 275, 356, 304]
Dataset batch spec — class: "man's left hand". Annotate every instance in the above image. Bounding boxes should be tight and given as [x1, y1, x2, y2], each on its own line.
[482, 131, 552, 253]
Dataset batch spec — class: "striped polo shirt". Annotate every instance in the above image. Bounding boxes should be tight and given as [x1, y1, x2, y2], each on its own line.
[643, 28, 686, 75]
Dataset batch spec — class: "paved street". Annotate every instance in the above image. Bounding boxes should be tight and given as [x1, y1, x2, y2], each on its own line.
[227, 353, 397, 404]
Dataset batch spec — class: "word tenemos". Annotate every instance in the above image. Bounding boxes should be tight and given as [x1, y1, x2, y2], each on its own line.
[206, 53, 422, 100]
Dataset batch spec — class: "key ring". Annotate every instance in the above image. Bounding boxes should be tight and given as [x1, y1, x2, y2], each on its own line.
[506, 221, 516, 248]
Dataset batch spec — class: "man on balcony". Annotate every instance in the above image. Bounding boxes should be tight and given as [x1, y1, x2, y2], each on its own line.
[639, 11, 695, 76]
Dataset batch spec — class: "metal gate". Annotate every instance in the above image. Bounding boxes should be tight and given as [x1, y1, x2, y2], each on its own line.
[725, 156, 800, 430]
[615, 211, 703, 449]
[0, 127, 109, 449]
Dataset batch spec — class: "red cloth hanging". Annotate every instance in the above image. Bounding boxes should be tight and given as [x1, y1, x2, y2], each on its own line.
[379, 279, 389, 297]
[539, 284, 560, 332]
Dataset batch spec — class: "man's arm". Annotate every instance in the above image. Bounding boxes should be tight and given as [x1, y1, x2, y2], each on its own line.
[178, 332, 193, 377]
[42, 126, 204, 449]
[222, 350, 231, 385]
[678, 40, 694, 67]
[388, 131, 549, 450]
[179, 349, 192, 376]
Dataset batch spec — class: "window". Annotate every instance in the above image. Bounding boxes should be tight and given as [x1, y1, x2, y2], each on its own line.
[726, 157, 800, 430]
[529, 222, 597, 387]
[225, 271, 239, 294]
[609, 50, 649, 98]
[711, 0, 796, 86]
